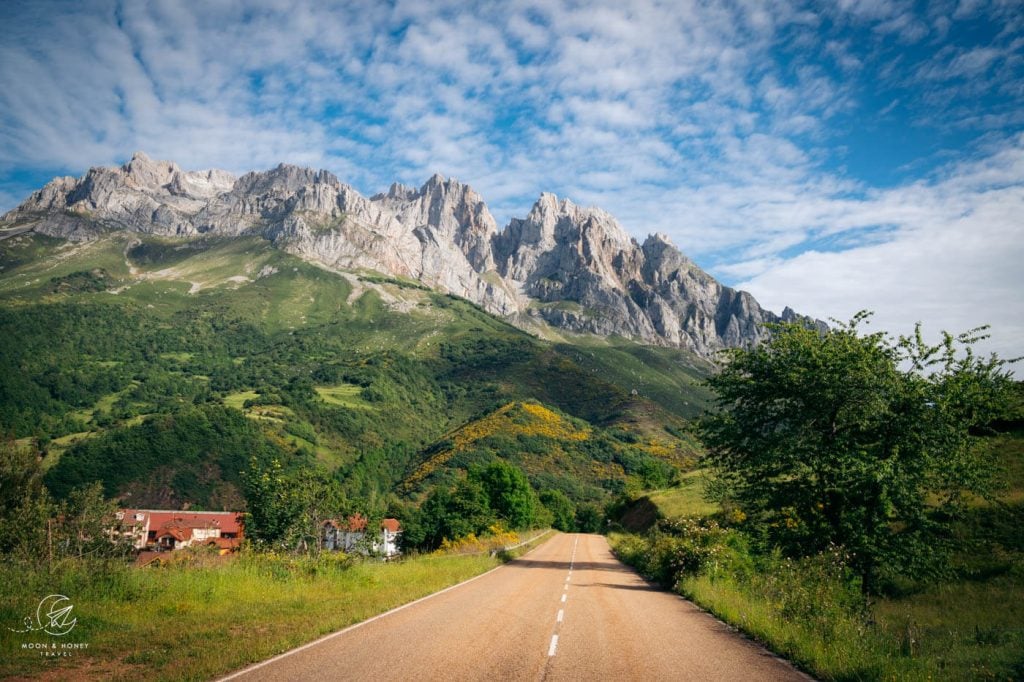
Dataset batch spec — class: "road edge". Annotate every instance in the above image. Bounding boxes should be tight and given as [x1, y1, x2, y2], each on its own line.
[215, 530, 558, 681]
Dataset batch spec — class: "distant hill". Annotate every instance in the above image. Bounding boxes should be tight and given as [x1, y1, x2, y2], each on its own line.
[401, 401, 701, 502]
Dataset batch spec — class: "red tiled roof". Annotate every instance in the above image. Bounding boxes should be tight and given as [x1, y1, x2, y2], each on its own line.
[120, 509, 244, 535]
[157, 525, 192, 542]
[322, 515, 400, 533]
[135, 551, 163, 567]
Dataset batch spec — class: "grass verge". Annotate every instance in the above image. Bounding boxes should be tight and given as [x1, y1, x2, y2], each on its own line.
[0, 544, 542, 681]
[610, 517, 1024, 680]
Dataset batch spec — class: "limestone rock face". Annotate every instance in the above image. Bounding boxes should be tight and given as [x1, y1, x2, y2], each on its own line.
[5, 152, 235, 239]
[492, 195, 787, 353]
[2, 153, 820, 353]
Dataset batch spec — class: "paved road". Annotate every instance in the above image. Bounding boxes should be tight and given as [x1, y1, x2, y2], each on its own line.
[222, 533, 808, 681]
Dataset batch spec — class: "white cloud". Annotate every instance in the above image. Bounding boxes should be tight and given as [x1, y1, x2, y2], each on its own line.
[733, 140, 1024, 363]
[0, 0, 1020, 363]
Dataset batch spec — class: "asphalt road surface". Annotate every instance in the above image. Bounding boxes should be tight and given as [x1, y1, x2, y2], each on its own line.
[221, 533, 808, 681]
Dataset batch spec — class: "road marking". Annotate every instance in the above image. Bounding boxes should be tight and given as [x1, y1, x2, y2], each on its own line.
[548, 634, 559, 656]
[561, 593, 567, 603]
[565, 575, 570, 582]
[557, 609, 564, 623]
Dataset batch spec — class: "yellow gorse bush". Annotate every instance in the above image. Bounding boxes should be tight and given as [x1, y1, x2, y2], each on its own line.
[405, 401, 590, 487]
[435, 525, 520, 555]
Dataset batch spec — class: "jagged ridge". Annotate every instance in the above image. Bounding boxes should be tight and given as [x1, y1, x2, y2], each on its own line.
[2, 152, 819, 354]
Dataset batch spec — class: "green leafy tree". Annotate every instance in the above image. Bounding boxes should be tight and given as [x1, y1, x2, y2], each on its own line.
[56, 482, 132, 560]
[295, 471, 349, 555]
[574, 502, 604, 533]
[241, 458, 348, 553]
[417, 478, 494, 549]
[540, 489, 576, 531]
[240, 457, 309, 549]
[0, 438, 54, 562]
[471, 460, 539, 529]
[699, 313, 1016, 592]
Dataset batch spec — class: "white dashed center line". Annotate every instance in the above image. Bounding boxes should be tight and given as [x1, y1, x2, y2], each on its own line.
[546, 535, 580, 660]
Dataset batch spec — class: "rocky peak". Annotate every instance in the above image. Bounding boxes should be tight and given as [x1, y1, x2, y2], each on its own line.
[167, 168, 236, 199]
[372, 174, 499, 273]
[423, 173, 447, 190]
[642, 233, 692, 284]
[233, 163, 340, 196]
[376, 182, 417, 201]
[497, 193, 638, 284]
[123, 151, 179, 190]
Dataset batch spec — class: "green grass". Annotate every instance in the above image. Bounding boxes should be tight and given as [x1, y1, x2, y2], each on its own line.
[677, 557, 1024, 680]
[314, 384, 372, 409]
[0, 234, 133, 297]
[223, 391, 260, 410]
[0, 551, 504, 681]
[873, 571, 1024, 679]
[647, 471, 720, 519]
[678, 563, 900, 680]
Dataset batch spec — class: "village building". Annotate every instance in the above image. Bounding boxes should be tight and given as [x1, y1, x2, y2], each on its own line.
[321, 514, 402, 557]
[116, 509, 243, 553]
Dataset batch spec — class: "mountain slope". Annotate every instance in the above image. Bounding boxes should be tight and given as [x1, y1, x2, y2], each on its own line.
[2, 152, 822, 355]
[401, 401, 699, 502]
[0, 230, 710, 507]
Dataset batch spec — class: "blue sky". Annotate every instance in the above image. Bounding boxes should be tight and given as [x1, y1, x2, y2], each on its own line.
[1, 0, 1022, 361]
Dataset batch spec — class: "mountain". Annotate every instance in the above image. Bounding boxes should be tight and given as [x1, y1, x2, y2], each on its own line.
[2, 152, 820, 354]
[0, 225, 710, 508]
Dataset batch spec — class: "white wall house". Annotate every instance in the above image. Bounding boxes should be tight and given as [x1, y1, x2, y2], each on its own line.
[321, 514, 402, 557]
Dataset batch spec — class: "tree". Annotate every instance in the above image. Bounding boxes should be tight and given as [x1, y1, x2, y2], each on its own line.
[294, 470, 349, 555]
[470, 460, 539, 529]
[540, 489, 576, 531]
[699, 313, 1016, 593]
[241, 458, 349, 552]
[242, 458, 300, 547]
[57, 482, 132, 560]
[416, 478, 494, 549]
[0, 437, 54, 562]
[574, 502, 603, 533]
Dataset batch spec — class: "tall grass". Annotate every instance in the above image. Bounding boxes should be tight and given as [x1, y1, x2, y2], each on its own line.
[610, 527, 1024, 681]
[0, 550, 502, 681]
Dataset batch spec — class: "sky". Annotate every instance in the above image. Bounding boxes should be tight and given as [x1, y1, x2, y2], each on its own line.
[1, 0, 1022, 364]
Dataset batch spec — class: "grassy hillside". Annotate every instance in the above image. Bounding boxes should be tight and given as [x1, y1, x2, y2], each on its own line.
[0, 231, 712, 508]
[401, 401, 699, 502]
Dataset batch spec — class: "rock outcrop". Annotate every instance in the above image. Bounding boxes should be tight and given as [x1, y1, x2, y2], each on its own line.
[2, 153, 820, 354]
